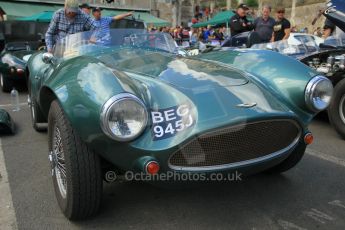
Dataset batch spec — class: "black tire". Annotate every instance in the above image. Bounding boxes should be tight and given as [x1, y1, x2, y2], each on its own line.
[48, 100, 102, 220]
[328, 79, 345, 139]
[0, 73, 12, 92]
[29, 94, 47, 132]
[265, 142, 306, 174]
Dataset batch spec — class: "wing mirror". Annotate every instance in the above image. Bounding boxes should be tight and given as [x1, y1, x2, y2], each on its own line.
[42, 52, 54, 64]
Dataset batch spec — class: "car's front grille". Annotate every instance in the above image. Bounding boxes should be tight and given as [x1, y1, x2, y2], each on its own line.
[168, 120, 301, 170]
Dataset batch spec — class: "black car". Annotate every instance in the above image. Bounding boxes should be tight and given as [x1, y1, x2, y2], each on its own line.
[0, 21, 47, 92]
[0, 41, 43, 92]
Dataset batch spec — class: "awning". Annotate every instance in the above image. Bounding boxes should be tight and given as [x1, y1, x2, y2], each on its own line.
[0, 1, 170, 27]
[17, 11, 54, 22]
[0, 2, 61, 20]
[192, 10, 236, 28]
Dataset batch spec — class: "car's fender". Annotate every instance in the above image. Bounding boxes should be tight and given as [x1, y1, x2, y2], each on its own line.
[200, 49, 319, 122]
[36, 56, 149, 142]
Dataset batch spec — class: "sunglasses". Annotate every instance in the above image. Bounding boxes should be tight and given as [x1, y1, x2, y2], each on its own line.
[277, 11, 285, 13]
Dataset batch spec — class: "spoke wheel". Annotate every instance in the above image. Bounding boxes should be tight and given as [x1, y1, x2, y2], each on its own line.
[48, 100, 102, 220]
[51, 126, 67, 198]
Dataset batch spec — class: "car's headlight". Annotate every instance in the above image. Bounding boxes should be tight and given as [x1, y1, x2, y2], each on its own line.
[100, 93, 148, 141]
[305, 76, 333, 112]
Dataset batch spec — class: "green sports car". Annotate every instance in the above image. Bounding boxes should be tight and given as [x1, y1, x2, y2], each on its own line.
[27, 29, 333, 220]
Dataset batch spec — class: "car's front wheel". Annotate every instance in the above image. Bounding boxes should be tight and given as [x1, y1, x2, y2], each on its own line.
[0, 73, 12, 92]
[328, 79, 345, 139]
[265, 142, 306, 174]
[48, 100, 102, 220]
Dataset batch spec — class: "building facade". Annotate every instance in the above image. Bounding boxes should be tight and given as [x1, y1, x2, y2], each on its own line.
[22, 0, 151, 10]
[10, 0, 328, 29]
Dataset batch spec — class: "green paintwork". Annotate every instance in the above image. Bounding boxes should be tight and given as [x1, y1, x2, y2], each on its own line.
[200, 48, 318, 123]
[27, 45, 319, 173]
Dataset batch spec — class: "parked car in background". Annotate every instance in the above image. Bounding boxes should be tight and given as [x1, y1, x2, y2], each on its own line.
[220, 32, 324, 49]
[288, 33, 324, 46]
[0, 41, 43, 92]
[0, 21, 48, 92]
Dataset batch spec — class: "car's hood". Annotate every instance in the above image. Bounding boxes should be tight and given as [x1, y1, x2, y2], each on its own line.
[158, 57, 250, 89]
[109, 52, 295, 124]
[42, 50, 307, 147]
[98, 51, 295, 117]
[325, 0, 345, 32]
[109, 52, 249, 89]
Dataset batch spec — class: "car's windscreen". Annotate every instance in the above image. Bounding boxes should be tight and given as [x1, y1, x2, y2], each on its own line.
[251, 37, 319, 58]
[6, 43, 29, 51]
[53, 29, 178, 58]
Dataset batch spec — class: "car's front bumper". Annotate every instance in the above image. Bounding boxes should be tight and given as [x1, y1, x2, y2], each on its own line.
[94, 118, 307, 178]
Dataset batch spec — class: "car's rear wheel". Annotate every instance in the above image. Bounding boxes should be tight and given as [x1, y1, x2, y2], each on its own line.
[265, 142, 306, 174]
[0, 73, 12, 92]
[328, 79, 345, 139]
[48, 100, 102, 220]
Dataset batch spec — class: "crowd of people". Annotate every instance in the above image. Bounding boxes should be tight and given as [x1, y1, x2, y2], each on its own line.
[42, 0, 345, 51]
[145, 26, 227, 47]
[144, 4, 292, 48]
[146, 3, 340, 48]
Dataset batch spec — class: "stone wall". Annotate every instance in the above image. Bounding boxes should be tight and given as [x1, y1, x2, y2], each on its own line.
[255, 0, 327, 31]
[156, 2, 174, 25]
[285, 3, 326, 32]
[156, 0, 196, 27]
[156, 0, 328, 29]
[257, 0, 325, 8]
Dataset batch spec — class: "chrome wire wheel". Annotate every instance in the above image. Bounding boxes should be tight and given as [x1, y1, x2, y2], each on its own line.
[340, 95, 345, 125]
[51, 125, 67, 199]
